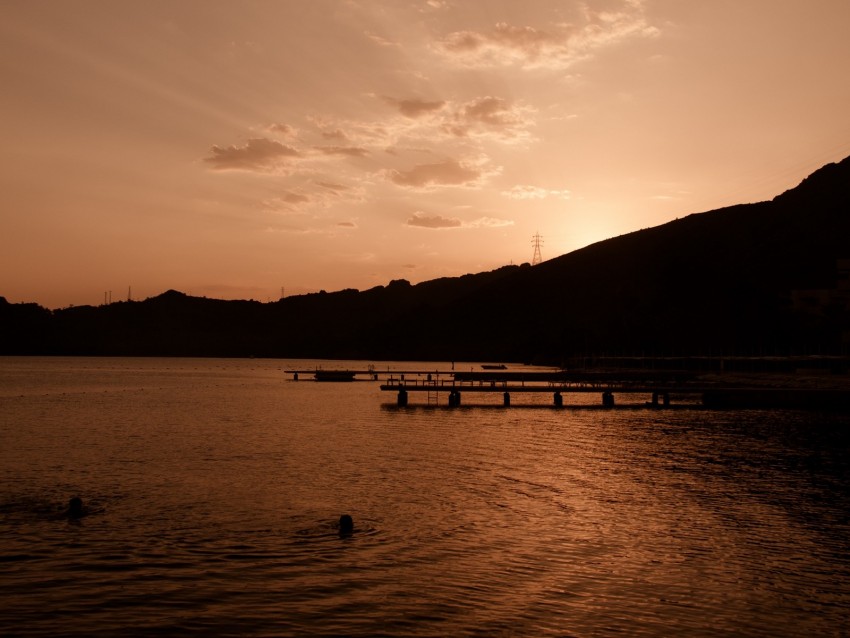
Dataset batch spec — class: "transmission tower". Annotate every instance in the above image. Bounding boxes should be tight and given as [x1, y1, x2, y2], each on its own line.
[531, 232, 544, 265]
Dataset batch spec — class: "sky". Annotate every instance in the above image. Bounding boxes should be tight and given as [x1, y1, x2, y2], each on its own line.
[2, 0, 850, 309]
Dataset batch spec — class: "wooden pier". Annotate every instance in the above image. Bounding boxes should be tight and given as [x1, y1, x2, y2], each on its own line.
[380, 371, 695, 408]
[287, 367, 850, 409]
[286, 368, 454, 382]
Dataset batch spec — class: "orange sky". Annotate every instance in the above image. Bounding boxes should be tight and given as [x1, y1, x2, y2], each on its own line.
[2, 0, 849, 309]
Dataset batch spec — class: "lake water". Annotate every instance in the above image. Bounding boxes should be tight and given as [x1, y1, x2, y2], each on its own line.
[1, 357, 849, 637]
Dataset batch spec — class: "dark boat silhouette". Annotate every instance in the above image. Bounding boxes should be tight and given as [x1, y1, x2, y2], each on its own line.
[314, 370, 357, 382]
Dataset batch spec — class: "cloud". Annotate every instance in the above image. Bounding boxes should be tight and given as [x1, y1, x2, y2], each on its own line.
[440, 23, 562, 65]
[502, 185, 571, 200]
[374, 95, 533, 143]
[436, 1, 658, 69]
[314, 146, 369, 157]
[268, 123, 297, 137]
[321, 128, 349, 141]
[316, 181, 350, 192]
[263, 180, 367, 215]
[264, 221, 357, 236]
[306, 114, 394, 148]
[650, 187, 691, 201]
[388, 159, 487, 189]
[406, 212, 462, 229]
[281, 192, 310, 204]
[443, 96, 534, 140]
[204, 138, 300, 171]
[366, 32, 399, 48]
[467, 217, 514, 228]
[264, 191, 312, 210]
[262, 193, 314, 216]
[307, 180, 368, 207]
[263, 224, 311, 234]
[405, 212, 513, 230]
[460, 96, 519, 126]
[382, 96, 446, 118]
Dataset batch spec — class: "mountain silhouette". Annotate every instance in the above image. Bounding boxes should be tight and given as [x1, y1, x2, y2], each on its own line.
[3, 155, 849, 361]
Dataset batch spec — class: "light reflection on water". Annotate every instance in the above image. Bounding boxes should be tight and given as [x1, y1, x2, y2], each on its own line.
[0, 357, 848, 637]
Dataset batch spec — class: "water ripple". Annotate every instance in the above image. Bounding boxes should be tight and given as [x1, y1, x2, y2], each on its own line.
[1, 358, 849, 636]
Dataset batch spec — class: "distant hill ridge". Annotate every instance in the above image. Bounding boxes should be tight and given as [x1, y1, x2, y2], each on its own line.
[3, 155, 849, 361]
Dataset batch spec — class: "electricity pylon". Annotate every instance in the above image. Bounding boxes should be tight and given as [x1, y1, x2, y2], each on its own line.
[531, 233, 544, 265]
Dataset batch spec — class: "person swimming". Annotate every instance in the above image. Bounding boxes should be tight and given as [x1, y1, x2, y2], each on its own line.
[64, 496, 103, 520]
[65, 497, 86, 519]
[338, 514, 354, 536]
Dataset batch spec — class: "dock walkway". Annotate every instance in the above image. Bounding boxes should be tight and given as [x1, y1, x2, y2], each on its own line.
[287, 368, 850, 409]
[380, 372, 694, 407]
[286, 368, 452, 382]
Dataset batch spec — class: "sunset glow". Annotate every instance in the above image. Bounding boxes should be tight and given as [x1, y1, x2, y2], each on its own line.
[2, 0, 849, 308]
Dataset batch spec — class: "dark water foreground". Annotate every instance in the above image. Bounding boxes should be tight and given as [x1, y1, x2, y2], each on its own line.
[1, 357, 848, 637]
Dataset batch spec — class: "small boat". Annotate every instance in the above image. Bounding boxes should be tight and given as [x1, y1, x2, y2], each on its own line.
[481, 364, 507, 370]
[314, 370, 357, 382]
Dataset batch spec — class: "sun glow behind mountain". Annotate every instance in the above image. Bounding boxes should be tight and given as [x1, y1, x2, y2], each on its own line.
[1, 0, 849, 308]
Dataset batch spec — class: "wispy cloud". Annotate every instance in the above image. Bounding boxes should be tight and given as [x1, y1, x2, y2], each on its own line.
[376, 94, 535, 143]
[406, 212, 462, 229]
[204, 138, 300, 171]
[268, 191, 311, 206]
[388, 158, 491, 189]
[268, 123, 298, 137]
[436, 1, 658, 70]
[314, 146, 370, 157]
[439, 23, 563, 66]
[382, 96, 447, 118]
[262, 192, 313, 215]
[466, 216, 514, 228]
[406, 212, 513, 230]
[502, 185, 571, 200]
[262, 179, 367, 215]
[442, 96, 535, 141]
[206, 91, 532, 180]
[316, 181, 351, 193]
[321, 128, 349, 141]
[366, 32, 400, 48]
[264, 220, 358, 236]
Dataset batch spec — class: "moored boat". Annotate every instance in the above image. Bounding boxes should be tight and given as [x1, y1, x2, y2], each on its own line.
[313, 370, 357, 382]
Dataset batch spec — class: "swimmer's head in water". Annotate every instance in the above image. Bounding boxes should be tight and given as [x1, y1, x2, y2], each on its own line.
[339, 514, 354, 535]
[67, 497, 84, 518]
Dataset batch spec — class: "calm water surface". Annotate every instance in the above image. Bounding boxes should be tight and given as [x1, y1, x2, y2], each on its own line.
[1, 357, 848, 636]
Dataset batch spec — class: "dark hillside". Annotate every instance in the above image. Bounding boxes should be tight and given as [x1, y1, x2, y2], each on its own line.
[368, 156, 850, 362]
[2, 155, 849, 360]
[363, 155, 850, 361]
